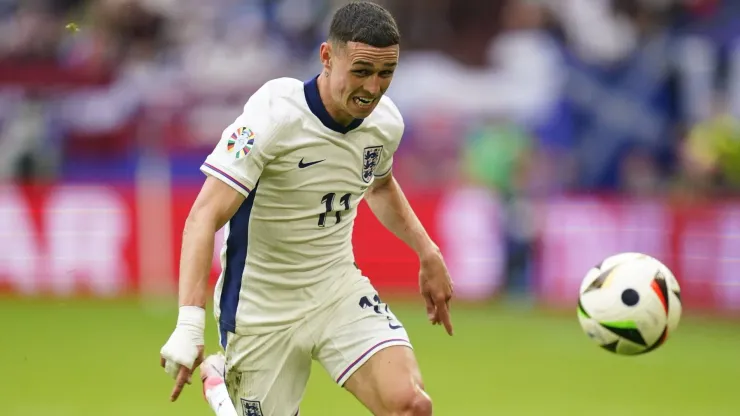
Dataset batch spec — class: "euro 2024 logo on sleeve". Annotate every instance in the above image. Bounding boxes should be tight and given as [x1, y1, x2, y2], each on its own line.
[362, 145, 383, 183]
[227, 127, 255, 159]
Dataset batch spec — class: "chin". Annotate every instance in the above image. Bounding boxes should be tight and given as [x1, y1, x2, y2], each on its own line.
[348, 104, 376, 119]
[351, 109, 372, 119]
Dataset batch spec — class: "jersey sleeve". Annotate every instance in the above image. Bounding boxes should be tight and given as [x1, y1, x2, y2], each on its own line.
[373, 117, 404, 179]
[200, 84, 288, 197]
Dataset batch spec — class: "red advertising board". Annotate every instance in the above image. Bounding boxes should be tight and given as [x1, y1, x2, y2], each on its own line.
[2, 184, 740, 314]
[0, 183, 439, 297]
[0, 184, 138, 296]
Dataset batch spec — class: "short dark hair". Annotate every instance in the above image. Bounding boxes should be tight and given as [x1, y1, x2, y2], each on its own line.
[328, 2, 400, 48]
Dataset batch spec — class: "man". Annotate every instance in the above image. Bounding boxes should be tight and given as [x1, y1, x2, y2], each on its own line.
[160, 2, 454, 415]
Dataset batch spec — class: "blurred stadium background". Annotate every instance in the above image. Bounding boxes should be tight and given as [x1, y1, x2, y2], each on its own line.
[2, 0, 740, 415]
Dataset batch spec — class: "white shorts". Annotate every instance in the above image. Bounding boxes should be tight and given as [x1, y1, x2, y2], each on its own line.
[221, 278, 412, 416]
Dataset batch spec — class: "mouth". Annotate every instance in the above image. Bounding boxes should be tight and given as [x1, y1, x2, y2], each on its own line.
[353, 96, 375, 108]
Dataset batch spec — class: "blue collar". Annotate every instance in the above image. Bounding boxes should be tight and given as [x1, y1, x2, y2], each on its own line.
[303, 75, 363, 134]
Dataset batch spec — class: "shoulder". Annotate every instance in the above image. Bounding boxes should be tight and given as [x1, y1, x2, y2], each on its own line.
[242, 77, 305, 128]
[225, 78, 305, 158]
[374, 94, 404, 129]
[256, 77, 305, 100]
[365, 94, 405, 143]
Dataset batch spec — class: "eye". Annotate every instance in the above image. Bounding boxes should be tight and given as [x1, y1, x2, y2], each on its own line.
[380, 70, 395, 77]
[352, 69, 371, 77]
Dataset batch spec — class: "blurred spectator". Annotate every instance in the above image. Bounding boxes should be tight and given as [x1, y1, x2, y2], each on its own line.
[617, 144, 666, 196]
[676, 113, 740, 194]
[0, 91, 59, 181]
[2, 0, 740, 307]
[0, 0, 737, 197]
[462, 120, 532, 195]
[558, 0, 681, 190]
[0, 0, 81, 62]
[461, 119, 537, 293]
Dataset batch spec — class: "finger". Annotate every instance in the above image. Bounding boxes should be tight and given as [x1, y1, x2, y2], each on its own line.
[432, 292, 448, 322]
[435, 299, 453, 335]
[170, 365, 191, 402]
[170, 383, 183, 402]
[428, 301, 440, 325]
[170, 375, 185, 401]
[432, 300, 442, 325]
[423, 294, 435, 321]
[193, 348, 205, 369]
[431, 307, 441, 325]
[189, 353, 205, 384]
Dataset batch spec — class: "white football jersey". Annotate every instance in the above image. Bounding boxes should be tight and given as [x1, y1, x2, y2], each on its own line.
[200, 76, 404, 339]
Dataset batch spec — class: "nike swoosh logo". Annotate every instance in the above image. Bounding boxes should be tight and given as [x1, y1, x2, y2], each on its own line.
[298, 158, 325, 168]
[387, 316, 403, 330]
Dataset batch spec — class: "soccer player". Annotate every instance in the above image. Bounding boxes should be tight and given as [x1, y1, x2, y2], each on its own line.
[159, 2, 454, 415]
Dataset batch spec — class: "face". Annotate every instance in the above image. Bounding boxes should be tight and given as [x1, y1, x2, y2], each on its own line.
[320, 41, 399, 122]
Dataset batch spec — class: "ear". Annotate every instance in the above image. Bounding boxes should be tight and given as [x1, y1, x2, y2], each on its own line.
[319, 42, 332, 73]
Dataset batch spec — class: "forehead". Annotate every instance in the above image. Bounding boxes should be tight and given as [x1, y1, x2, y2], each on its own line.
[343, 42, 399, 65]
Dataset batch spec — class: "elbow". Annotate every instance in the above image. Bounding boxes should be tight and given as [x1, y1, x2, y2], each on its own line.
[368, 175, 394, 195]
[365, 185, 379, 201]
[365, 181, 387, 204]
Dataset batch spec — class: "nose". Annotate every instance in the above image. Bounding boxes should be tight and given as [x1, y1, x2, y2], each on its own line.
[364, 75, 381, 96]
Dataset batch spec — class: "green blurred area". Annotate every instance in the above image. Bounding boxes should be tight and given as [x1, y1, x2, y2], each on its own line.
[2, 297, 739, 416]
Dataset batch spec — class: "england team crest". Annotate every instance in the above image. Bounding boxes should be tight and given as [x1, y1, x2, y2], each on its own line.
[241, 398, 264, 416]
[227, 127, 255, 159]
[362, 145, 383, 183]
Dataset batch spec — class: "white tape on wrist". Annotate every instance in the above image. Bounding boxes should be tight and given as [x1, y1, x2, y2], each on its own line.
[177, 306, 206, 329]
[177, 305, 206, 345]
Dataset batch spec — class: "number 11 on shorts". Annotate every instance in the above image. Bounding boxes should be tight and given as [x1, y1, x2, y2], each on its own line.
[359, 294, 403, 329]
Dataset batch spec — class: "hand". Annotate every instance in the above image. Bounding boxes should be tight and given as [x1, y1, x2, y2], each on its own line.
[419, 247, 454, 335]
[159, 306, 206, 401]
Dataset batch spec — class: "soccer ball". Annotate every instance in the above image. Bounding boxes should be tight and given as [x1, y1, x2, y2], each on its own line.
[577, 252, 682, 355]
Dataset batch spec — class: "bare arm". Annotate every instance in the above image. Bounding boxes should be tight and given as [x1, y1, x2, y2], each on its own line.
[179, 176, 245, 308]
[364, 174, 438, 259]
[365, 173, 454, 334]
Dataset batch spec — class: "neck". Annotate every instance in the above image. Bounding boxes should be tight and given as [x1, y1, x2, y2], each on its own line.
[317, 73, 355, 126]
